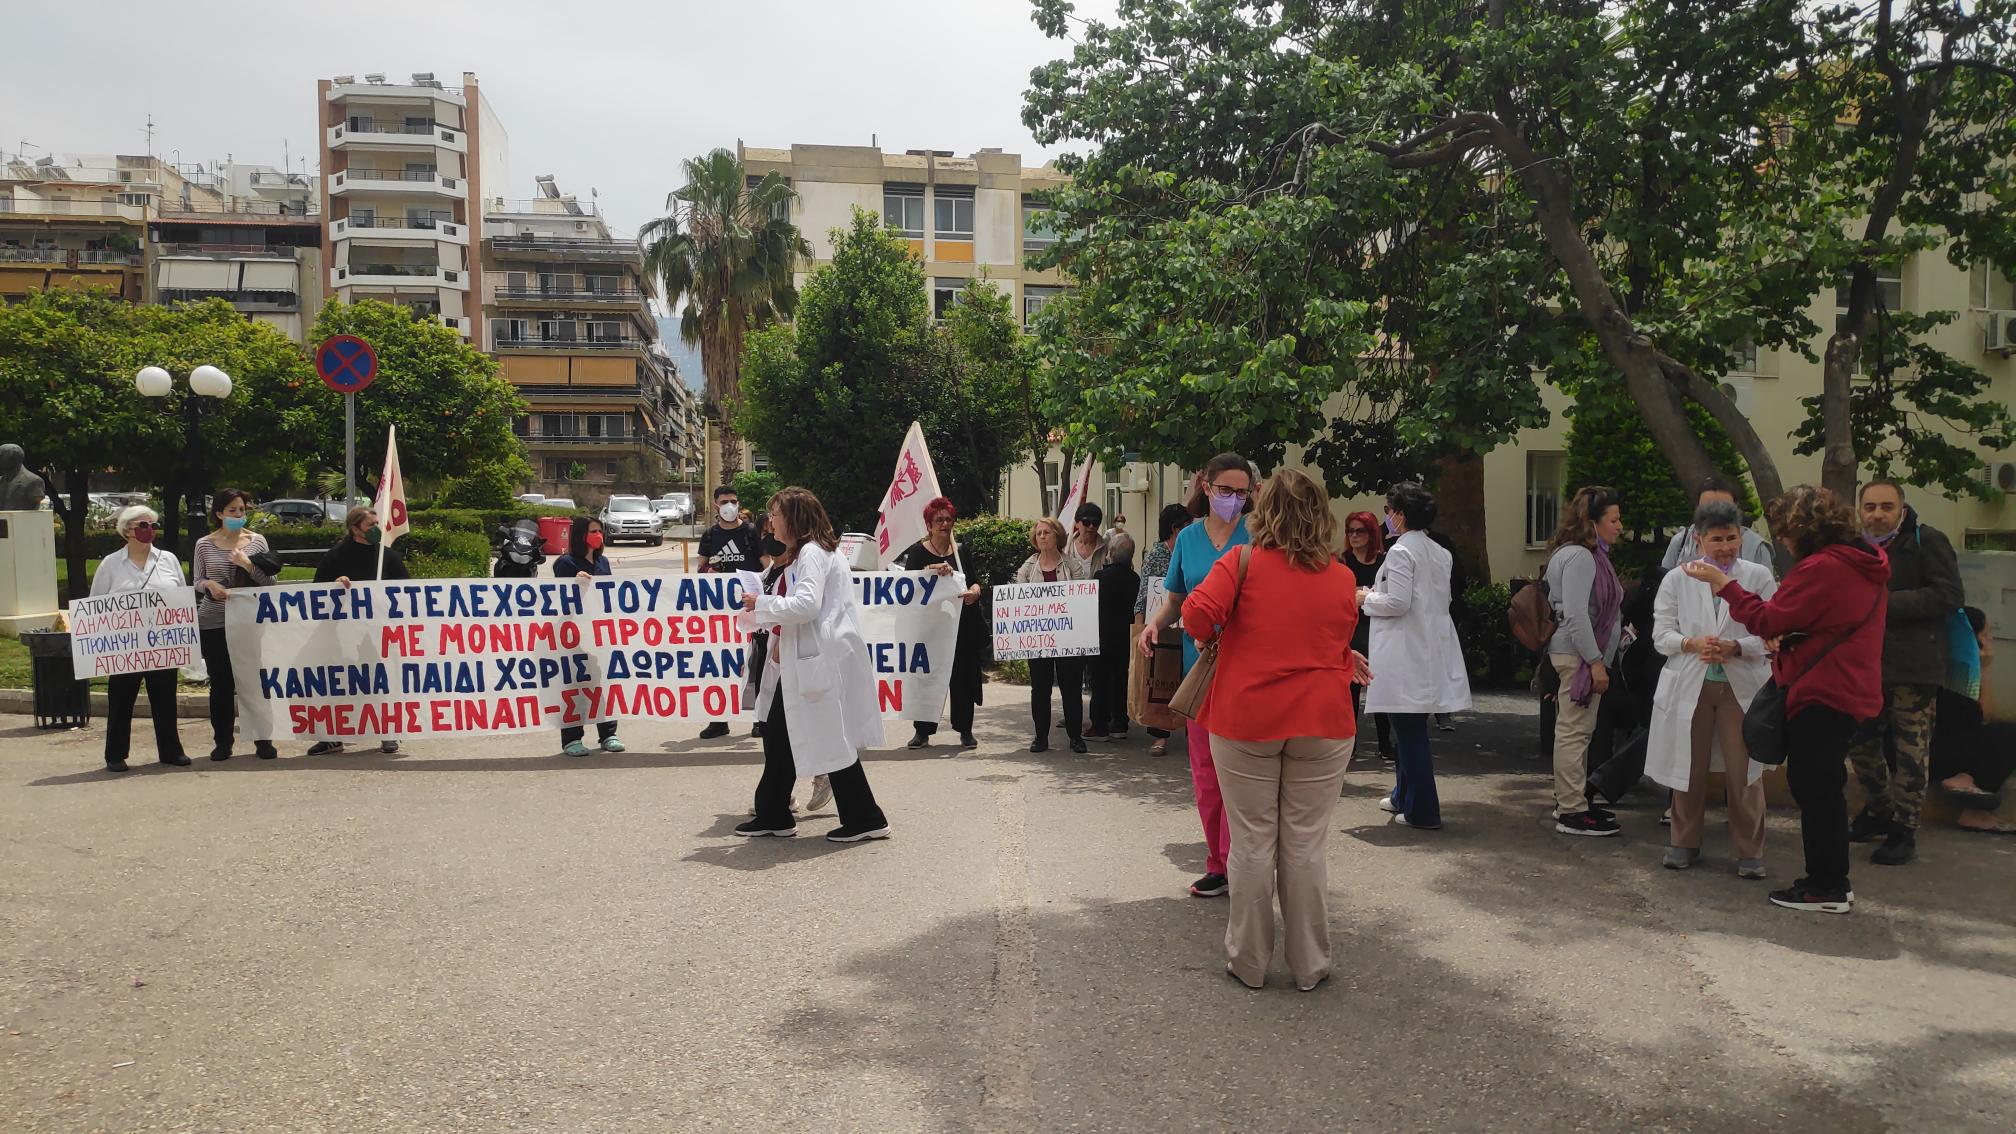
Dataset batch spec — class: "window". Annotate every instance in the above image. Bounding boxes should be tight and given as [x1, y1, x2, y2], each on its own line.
[541, 414, 578, 436]
[883, 184, 925, 238]
[540, 272, 570, 295]
[117, 192, 148, 206]
[607, 462, 620, 478]
[1104, 484, 1122, 529]
[1525, 451, 1566, 547]
[587, 320, 625, 342]
[349, 207, 376, 228]
[496, 318, 529, 342]
[1023, 285, 1063, 328]
[934, 188, 974, 241]
[585, 274, 620, 295]
[1974, 261, 2016, 310]
[539, 319, 577, 342]
[932, 277, 969, 320]
[1043, 459, 1063, 516]
[347, 115, 375, 133]
[512, 418, 529, 437]
[504, 271, 528, 294]
[1834, 266, 1904, 317]
[746, 175, 791, 221]
[1730, 339, 1760, 375]
[1023, 195, 1057, 252]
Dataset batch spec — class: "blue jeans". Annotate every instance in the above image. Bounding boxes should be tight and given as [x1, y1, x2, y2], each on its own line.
[1388, 713, 1440, 826]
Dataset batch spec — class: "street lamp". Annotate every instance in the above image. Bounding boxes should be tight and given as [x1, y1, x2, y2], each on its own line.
[135, 364, 233, 557]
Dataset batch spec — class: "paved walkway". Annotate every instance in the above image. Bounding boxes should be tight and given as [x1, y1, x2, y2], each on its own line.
[2, 697, 2012, 1132]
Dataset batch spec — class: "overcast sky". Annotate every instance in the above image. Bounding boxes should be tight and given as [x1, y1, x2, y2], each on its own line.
[0, 0, 1118, 237]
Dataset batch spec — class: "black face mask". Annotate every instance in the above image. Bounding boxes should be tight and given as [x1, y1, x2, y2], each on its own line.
[762, 538, 787, 559]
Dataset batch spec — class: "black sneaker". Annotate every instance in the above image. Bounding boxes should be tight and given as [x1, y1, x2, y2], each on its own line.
[732, 819, 797, 838]
[306, 741, 346, 756]
[751, 722, 765, 739]
[1555, 811, 1621, 837]
[158, 753, 191, 766]
[1768, 879, 1853, 914]
[1585, 804, 1617, 822]
[699, 722, 730, 740]
[1029, 740, 1049, 753]
[254, 742, 278, 760]
[1189, 873, 1228, 897]
[826, 823, 891, 843]
[1069, 737, 1088, 755]
[959, 732, 978, 750]
[209, 746, 232, 762]
[907, 733, 930, 750]
[106, 760, 129, 773]
[1871, 830, 1917, 866]
[1847, 807, 1888, 843]
[379, 741, 400, 754]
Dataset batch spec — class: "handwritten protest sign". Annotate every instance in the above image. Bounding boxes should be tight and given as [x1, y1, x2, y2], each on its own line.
[226, 572, 962, 742]
[990, 580, 1100, 661]
[69, 587, 200, 679]
[1140, 575, 1180, 628]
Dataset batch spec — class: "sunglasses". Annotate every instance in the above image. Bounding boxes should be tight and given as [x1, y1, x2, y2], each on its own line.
[1346, 526, 1370, 535]
[130, 521, 163, 531]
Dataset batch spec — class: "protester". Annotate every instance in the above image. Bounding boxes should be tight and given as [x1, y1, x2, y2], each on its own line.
[896, 497, 984, 753]
[1136, 504, 1192, 756]
[554, 516, 624, 758]
[92, 505, 190, 772]
[1543, 486, 1627, 836]
[697, 484, 764, 741]
[736, 486, 890, 842]
[1069, 501, 1110, 573]
[1659, 476, 1776, 572]
[1139, 452, 1255, 898]
[1933, 607, 2015, 834]
[1105, 514, 1129, 541]
[1846, 479, 1963, 867]
[1682, 485, 1888, 914]
[1341, 510, 1391, 760]
[1181, 469, 1362, 991]
[1649, 499, 1777, 876]
[192, 488, 278, 761]
[1088, 533, 1140, 740]
[1017, 518, 1091, 755]
[1361, 482, 1471, 830]
[306, 505, 410, 756]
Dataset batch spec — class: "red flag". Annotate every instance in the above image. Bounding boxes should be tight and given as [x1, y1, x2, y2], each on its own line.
[374, 425, 409, 547]
[873, 421, 943, 566]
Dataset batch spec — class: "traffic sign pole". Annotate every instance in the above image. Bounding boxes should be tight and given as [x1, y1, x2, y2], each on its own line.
[314, 334, 379, 512]
[345, 392, 356, 508]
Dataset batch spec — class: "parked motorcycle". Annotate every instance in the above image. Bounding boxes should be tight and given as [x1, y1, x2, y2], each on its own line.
[493, 520, 546, 578]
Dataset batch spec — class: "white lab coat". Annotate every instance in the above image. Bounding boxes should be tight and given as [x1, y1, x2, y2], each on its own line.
[1362, 530, 1473, 715]
[740, 542, 882, 776]
[1647, 558, 1778, 792]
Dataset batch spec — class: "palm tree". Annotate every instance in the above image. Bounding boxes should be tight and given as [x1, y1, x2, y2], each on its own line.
[641, 149, 810, 477]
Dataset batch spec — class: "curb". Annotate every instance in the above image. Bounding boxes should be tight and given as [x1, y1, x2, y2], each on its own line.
[0, 688, 210, 720]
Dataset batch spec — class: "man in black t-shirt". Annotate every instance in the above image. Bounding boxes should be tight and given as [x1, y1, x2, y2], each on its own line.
[697, 485, 764, 739]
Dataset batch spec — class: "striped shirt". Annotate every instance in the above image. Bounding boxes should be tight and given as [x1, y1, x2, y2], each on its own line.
[192, 531, 274, 630]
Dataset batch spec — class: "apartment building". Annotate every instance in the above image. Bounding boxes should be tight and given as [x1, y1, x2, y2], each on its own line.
[482, 180, 687, 500]
[736, 142, 1071, 330]
[316, 71, 508, 341]
[0, 154, 154, 301]
[151, 164, 323, 341]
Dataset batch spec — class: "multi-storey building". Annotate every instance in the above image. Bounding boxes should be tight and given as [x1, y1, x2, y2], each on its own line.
[151, 164, 323, 341]
[0, 154, 155, 301]
[482, 179, 684, 502]
[316, 71, 507, 341]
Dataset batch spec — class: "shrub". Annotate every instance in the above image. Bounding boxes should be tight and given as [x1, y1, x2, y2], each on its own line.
[992, 658, 1031, 685]
[953, 514, 1034, 590]
[732, 470, 783, 515]
[399, 527, 492, 578]
[1455, 581, 1528, 689]
[436, 462, 523, 509]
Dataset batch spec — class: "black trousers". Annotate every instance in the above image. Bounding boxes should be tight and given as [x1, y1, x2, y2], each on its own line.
[754, 694, 885, 830]
[1086, 646, 1130, 732]
[915, 633, 978, 738]
[1785, 705, 1858, 892]
[1029, 657, 1084, 741]
[1931, 721, 2016, 796]
[105, 669, 184, 765]
[561, 720, 619, 746]
[1351, 684, 1392, 753]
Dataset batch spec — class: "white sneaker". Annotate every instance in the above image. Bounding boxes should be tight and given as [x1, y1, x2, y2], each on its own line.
[1378, 795, 1400, 814]
[806, 774, 833, 812]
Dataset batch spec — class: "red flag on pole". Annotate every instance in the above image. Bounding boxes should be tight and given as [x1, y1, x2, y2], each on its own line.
[1057, 454, 1095, 522]
[873, 421, 944, 567]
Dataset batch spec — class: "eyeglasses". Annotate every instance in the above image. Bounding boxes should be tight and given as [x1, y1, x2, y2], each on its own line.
[131, 522, 162, 531]
[1209, 485, 1251, 499]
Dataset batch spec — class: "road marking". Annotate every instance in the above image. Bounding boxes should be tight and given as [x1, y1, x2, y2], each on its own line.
[979, 777, 1036, 1131]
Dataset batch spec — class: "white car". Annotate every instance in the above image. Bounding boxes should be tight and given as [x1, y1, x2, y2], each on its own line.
[597, 495, 664, 545]
[652, 493, 692, 524]
[517, 493, 547, 506]
[542, 497, 578, 512]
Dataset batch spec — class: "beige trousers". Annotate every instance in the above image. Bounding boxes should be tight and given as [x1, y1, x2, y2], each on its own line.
[1671, 679, 1767, 859]
[1210, 734, 1353, 989]
[1551, 654, 1604, 816]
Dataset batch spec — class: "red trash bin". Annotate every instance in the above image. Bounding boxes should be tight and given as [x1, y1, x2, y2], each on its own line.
[536, 515, 574, 561]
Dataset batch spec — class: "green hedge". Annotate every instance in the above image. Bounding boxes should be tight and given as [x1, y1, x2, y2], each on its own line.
[398, 527, 492, 579]
[953, 514, 1035, 590]
[1456, 581, 1529, 689]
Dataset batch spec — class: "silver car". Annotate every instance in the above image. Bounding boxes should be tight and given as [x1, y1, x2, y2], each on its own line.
[597, 495, 664, 546]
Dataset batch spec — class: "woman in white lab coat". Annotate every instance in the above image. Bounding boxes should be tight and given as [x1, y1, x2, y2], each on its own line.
[736, 486, 890, 843]
[1649, 499, 1777, 876]
[1361, 483, 1472, 829]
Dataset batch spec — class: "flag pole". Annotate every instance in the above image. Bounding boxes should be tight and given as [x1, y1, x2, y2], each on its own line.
[375, 425, 392, 581]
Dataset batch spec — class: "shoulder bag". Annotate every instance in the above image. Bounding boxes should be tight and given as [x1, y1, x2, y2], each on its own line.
[1170, 547, 1251, 721]
[1741, 586, 1884, 765]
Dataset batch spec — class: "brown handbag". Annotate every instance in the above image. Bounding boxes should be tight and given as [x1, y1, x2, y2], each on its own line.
[1169, 547, 1251, 721]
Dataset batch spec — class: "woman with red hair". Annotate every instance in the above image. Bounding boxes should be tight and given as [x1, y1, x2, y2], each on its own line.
[896, 496, 986, 751]
[1342, 511, 1391, 760]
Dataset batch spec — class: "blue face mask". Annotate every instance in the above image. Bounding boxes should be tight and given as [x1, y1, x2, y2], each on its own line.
[222, 517, 247, 532]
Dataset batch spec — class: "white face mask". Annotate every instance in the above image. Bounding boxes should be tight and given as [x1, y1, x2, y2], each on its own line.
[718, 503, 740, 523]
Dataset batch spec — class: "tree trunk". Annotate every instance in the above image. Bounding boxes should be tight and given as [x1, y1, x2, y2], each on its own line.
[1433, 451, 1489, 587]
[62, 469, 90, 603]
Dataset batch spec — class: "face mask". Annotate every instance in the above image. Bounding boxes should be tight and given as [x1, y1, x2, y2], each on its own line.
[365, 525, 382, 545]
[222, 516, 247, 532]
[132, 525, 156, 545]
[586, 531, 605, 550]
[763, 538, 787, 558]
[1209, 493, 1242, 522]
[719, 503, 740, 523]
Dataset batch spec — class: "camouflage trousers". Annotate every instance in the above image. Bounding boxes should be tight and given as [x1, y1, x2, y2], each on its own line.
[1847, 684, 1939, 831]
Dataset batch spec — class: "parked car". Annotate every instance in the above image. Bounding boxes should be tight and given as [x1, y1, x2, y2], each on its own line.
[653, 492, 693, 523]
[542, 497, 578, 512]
[597, 495, 663, 545]
[261, 498, 346, 524]
[517, 493, 548, 506]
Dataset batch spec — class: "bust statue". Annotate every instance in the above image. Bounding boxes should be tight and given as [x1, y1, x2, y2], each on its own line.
[0, 444, 48, 511]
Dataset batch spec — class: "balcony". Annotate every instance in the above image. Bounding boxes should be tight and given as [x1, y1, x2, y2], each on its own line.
[492, 334, 644, 353]
[484, 233, 638, 262]
[331, 214, 469, 244]
[154, 199, 317, 223]
[156, 243, 299, 260]
[157, 287, 299, 312]
[485, 273, 646, 306]
[0, 246, 142, 266]
[0, 198, 148, 222]
[328, 120, 467, 154]
[329, 168, 465, 198]
[331, 263, 469, 290]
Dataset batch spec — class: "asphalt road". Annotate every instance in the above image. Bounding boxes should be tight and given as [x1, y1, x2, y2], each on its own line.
[3, 696, 2012, 1133]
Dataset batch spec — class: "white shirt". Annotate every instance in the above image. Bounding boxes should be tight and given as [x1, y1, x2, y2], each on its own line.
[90, 546, 186, 597]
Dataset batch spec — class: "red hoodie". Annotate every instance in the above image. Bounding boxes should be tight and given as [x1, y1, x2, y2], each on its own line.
[1719, 540, 1890, 722]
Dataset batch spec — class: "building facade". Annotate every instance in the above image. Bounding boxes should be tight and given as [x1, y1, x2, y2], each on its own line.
[151, 164, 323, 341]
[0, 155, 154, 302]
[316, 71, 508, 341]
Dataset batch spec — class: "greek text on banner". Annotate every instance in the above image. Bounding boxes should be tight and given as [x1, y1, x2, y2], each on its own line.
[70, 587, 200, 679]
[991, 580, 1100, 661]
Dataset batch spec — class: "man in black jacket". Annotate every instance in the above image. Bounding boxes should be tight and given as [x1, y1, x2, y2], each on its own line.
[1849, 480, 1964, 866]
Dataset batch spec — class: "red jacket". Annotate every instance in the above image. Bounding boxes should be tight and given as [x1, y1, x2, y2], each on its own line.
[1181, 546, 1360, 742]
[1719, 540, 1890, 722]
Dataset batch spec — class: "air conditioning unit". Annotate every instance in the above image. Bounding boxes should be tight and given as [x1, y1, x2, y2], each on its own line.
[411, 72, 435, 84]
[573, 221, 588, 232]
[1988, 461, 2016, 494]
[364, 73, 387, 84]
[1986, 311, 2016, 355]
[1119, 464, 1152, 493]
[333, 74, 355, 85]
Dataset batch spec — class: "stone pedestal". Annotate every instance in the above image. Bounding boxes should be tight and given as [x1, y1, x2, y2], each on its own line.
[0, 510, 61, 637]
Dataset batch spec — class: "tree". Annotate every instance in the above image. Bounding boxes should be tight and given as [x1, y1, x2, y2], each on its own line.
[642, 149, 812, 478]
[1564, 380, 1759, 541]
[933, 279, 1043, 515]
[731, 469, 782, 515]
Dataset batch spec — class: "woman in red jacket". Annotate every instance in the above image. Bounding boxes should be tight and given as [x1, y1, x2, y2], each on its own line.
[1182, 469, 1368, 990]
[1681, 486, 1888, 914]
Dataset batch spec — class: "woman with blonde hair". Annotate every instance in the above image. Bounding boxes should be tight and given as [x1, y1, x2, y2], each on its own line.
[92, 505, 191, 772]
[1182, 468, 1365, 990]
[1015, 516, 1090, 754]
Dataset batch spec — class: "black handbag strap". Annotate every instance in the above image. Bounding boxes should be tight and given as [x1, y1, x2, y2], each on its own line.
[1783, 585, 1884, 688]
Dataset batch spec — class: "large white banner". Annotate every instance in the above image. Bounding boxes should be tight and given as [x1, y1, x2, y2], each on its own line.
[70, 587, 200, 679]
[991, 580, 1101, 661]
[225, 572, 962, 743]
